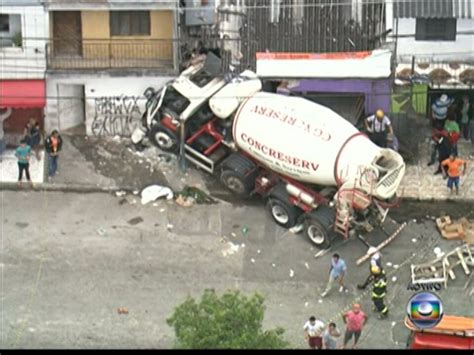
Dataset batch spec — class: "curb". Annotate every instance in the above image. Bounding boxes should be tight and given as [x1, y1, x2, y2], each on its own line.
[1, 182, 474, 203]
[0, 182, 136, 194]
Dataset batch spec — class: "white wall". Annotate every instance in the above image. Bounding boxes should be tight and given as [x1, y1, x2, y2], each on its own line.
[46, 74, 175, 135]
[394, 18, 474, 63]
[0, 5, 48, 79]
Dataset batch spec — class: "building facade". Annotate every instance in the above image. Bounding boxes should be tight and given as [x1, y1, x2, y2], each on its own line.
[0, 0, 48, 144]
[44, 0, 179, 136]
[387, 0, 474, 90]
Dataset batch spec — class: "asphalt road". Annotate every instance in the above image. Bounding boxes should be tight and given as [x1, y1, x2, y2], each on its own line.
[1, 191, 473, 349]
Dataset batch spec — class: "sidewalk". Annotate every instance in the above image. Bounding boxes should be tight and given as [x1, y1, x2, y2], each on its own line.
[397, 138, 474, 201]
[0, 150, 45, 184]
[1, 132, 473, 202]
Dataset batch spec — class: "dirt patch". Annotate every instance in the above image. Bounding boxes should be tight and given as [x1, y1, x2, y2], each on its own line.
[390, 200, 474, 223]
[69, 135, 169, 189]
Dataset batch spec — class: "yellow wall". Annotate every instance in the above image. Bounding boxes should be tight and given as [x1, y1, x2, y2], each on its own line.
[80, 10, 173, 62]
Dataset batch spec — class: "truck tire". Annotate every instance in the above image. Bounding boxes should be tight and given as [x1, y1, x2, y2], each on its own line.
[266, 198, 300, 228]
[266, 184, 302, 228]
[304, 205, 335, 249]
[149, 124, 178, 153]
[220, 153, 257, 197]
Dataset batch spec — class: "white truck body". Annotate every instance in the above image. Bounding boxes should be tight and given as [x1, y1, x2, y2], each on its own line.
[230, 92, 405, 200]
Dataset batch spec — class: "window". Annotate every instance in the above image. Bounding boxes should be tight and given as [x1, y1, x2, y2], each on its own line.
[415, 18, 456, 41]
[0, 14, 10, 32]
[110, 11, 150, 36]
[0, 14, 22, 48]
[201, 0, 210, 5]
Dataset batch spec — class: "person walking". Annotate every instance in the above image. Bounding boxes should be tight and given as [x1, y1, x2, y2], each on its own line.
[44, 130, 63, 179]
[459, 95, 472, 140]
[431, 94, 453, 130]
[303, 316, 325, 349]
[322, 322, 341, 349]
[364, 109, 394, 148]
[371, 266, 389, 319]
[15, 139, 33, 187]
[342, 303, 367, 349]
[441, 153, 467, 195]
[24, 118, 42, 161]
[321, 253, 348, 297]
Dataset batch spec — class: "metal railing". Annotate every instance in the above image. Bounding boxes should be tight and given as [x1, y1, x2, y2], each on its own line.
[46, 39, 174, 70]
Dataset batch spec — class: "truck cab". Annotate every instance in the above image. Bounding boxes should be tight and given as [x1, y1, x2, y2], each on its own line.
[405, 315, 474, 349]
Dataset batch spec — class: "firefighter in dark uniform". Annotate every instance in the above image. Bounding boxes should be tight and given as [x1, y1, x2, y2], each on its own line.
[372, 266, 389, 319]
[357, 247, 383, 290]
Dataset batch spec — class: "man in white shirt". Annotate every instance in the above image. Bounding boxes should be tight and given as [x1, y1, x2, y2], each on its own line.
[364, 109, 394, 148]
[304, 316, 325, 349]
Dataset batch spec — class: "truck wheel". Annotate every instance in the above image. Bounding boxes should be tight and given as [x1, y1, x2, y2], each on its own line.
[304, 205, 335, 249]
[149, 124, 178, 153]
[266, 198, 299, 228]
[221, 170, 252, 197]
[220, 154, 257, 197]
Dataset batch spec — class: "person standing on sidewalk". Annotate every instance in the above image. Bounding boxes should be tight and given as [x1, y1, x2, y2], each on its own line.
[24, 118, 42, 161]
[441, 153, 467, 195]
[303, 316, 325, 349]
[431, 94, 453, 130]
[15, 139, 33, 187]
[45, 130, 63, 179]
[459, 95, 472, 140]
[342, 303, 367, 349]
[444, 115, 460, 156]
[321, 253, 348, 297]
[322, 322, 341, 349]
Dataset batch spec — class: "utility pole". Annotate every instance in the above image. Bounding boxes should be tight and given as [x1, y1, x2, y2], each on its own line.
[179, 119, 186, 172]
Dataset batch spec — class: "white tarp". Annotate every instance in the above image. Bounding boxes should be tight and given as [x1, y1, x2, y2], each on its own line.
[256, 49, 392, 79]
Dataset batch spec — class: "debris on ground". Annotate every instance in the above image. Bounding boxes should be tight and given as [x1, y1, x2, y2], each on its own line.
[242, 226, 249, 236]
[117, 307, 129, 315]
[222, 242, 240, 257]
[436, 215, 474, 243]
[118, 198, 127, 206]
[175, 186, 216, 205]
[250, 258, 256, 263]
[289, 224, 304, 234]
[167, 224, 174, 231]
[175, 195, 195, 208]
[141, 185, 174, 205]
[289, 269, 295, 278]
[304, 262, 310, 270]
[127, 217, 144, 226]
[411, 243, 474, 289]
[115, 190, 126, 197]
[231, 232, 236, 238]
[97, 228, 106, 236]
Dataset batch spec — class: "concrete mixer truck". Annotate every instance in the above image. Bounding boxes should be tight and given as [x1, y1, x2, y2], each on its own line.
[132, 60, 406, 248]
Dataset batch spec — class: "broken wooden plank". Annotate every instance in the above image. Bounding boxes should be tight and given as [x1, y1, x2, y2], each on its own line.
[356, 222, 407, 266]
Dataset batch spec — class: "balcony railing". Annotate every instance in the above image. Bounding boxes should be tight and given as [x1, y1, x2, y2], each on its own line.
[46, 39, 174, 70]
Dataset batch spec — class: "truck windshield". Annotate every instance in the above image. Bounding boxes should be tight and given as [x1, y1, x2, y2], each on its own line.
[161, 86, 191, 117]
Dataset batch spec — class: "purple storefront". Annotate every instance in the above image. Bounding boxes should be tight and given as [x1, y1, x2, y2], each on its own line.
[256, 50, 392, 124]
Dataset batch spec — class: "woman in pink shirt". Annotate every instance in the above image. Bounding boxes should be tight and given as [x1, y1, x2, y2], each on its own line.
[342, 303, 367, 349]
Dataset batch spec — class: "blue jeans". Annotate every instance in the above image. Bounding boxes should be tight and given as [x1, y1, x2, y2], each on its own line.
[48, 154, 58, 177]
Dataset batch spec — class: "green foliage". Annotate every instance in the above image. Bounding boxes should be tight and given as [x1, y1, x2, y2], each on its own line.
[166, 289, 289, 349]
